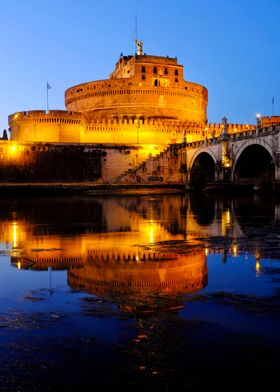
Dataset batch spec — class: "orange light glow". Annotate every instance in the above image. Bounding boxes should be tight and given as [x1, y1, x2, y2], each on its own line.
[8, 143, 19, 157]
[12, 222, 18, 248]
[233, 244, 238, 256]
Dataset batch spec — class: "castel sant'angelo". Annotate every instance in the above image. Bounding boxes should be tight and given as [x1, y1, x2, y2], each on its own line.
[9, 41, 249, 146]
[2, 41, 278, 185]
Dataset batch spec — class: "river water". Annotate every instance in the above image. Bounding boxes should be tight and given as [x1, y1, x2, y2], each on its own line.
[0, 193, 279, 391]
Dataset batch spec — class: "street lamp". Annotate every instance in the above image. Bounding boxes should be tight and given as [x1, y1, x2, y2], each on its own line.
[256, 113, 261, 129]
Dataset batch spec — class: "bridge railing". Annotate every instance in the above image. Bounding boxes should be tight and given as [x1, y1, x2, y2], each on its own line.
[185, 125, 280, 148]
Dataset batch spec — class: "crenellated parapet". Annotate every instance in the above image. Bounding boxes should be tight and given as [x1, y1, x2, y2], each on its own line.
[261, 116, 280, 127]
[9, 109, 207, 145]
[207, 122, 255, 138]
[9, 110, 85, 143]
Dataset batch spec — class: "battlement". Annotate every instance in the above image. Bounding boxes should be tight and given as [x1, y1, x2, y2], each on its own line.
[9, 110, 83, 124]
[262, 116, 280, 127]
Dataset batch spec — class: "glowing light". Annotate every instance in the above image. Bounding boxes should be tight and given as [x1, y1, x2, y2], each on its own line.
[256, 260, 260, 273]
[149, 145, 153, 149]
[14, 113, 19, 119]
[221, 210, 231, 236]
[256, 113, 261, 118]
[135, 255, 139, 262]
[204, 248, 209, 256]
[17, 261, 21, 270]
[8, 143, 19, 156]
[225, 210, 231, 224]
[148, 223, 155, 243]
[232, 244, 238, 256]
[12, 222, 18, 248]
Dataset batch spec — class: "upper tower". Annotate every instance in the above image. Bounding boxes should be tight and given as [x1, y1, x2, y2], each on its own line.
[65, 46, 208, 128]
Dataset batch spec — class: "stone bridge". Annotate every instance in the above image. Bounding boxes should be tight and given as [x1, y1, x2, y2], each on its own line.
[115, 122, 280, 189]
[185, 123, 280, 187]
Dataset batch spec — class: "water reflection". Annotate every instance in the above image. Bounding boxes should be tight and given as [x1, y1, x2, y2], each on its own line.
[1, 194, 280, 314]
[1, 194, 280, 391]
[1, 196, 206, 314]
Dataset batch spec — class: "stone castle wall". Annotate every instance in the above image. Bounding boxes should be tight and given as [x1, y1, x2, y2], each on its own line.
[0, 141, 102, 182]
[65, 54, 208, 126]
[65, 80, 207, 125]
[262, 116, 280, 127]
[9, 110, 84, 143]
[9, 110, 208, 145]
[0, 141, 175, 184]
[9, 110, 255, 145]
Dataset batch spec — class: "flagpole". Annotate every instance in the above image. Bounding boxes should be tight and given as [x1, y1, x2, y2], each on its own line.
[272, 96, 274, 116]
[47, 82, 51, 113]
[47, 83, 49, 113]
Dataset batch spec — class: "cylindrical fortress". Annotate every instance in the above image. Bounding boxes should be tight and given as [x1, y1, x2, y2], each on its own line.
[9, 50, 209, 146]
[65, 54, 208, 126]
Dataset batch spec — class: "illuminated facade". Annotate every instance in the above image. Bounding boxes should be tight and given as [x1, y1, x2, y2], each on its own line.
[9, 50, 209, 146]
[8, 45, 253, 148]
[6, 44, 276, 185]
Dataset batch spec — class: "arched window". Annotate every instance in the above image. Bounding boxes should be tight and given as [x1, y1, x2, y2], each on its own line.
[154, 79, 159, 86]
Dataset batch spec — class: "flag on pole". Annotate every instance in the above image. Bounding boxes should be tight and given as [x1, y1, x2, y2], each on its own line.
[46, 82, 51, 112]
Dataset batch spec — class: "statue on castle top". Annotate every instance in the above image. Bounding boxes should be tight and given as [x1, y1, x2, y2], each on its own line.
[135, 39, 144, 55]
[222, 116, 228, 126]
[221, 116, 229, 139]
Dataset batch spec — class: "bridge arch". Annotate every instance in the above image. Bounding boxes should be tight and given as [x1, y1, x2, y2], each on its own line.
[233, 141, 275, 184]
[189, 150, 216, 189]
[188, 147, 218, 170]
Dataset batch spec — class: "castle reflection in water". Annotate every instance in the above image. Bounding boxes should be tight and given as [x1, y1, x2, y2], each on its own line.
[1, 194, 275, 314]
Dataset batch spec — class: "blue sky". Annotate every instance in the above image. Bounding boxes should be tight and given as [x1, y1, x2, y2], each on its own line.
[0, 0, 279, 131]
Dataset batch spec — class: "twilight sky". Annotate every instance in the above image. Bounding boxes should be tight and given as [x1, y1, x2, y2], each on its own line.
[0, 0, 279, 132]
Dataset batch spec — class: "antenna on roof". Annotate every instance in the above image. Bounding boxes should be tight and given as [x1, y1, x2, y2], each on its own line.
[135, 12, 138, 45]
[134, 12, 144, 55]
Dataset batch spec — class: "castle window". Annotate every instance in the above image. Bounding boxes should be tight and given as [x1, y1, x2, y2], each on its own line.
[154, 79, 159, 86]
[164, 68, 168, 75]
[142, 74, 146, 80]
[153, 67, 157, 74]
[175, 69, 179, 76]
[175, 78, 178, 82]
[142, 66, 146, 73]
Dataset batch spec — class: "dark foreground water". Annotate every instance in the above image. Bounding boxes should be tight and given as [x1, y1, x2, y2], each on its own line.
[0, 193, 280, 391]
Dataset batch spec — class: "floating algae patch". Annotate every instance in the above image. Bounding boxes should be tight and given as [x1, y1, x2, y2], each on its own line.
[79, 295, 118, 318]
[21, 288, 53, 302]
[0, 308, 65, 331]
[186, 291, 280, 316]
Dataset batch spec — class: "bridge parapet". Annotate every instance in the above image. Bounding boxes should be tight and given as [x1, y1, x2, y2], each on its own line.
[229, 124, 280, 141]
